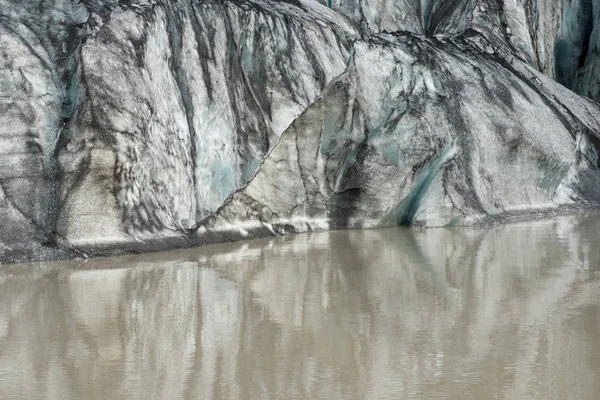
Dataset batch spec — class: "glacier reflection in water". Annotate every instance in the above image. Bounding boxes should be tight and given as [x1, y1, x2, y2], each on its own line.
[1, 213, 600, 399]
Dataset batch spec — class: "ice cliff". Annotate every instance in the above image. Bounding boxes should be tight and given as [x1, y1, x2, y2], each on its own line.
[2, 0, 600, 262]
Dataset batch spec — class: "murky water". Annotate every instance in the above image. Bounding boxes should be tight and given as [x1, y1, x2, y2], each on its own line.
[1, 213, 600, 399]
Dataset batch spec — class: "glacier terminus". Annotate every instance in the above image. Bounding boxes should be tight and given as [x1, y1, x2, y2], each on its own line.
[2, 0, 600, 262]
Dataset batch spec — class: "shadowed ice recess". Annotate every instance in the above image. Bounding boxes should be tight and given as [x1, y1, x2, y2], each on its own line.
[3, 0, 600, 262]
[1, 212, 600, 399]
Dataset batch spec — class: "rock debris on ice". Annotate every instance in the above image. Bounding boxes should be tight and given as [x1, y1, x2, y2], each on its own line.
[2, 0, 600, 262]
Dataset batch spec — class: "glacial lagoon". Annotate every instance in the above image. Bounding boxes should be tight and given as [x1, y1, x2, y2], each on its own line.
[1, 212, 600, 399]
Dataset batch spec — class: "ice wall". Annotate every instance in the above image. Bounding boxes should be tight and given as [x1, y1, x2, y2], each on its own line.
[2, 0, 600, 262]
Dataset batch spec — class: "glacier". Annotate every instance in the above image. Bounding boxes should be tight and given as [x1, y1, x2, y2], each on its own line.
[1, 0, 600, 262]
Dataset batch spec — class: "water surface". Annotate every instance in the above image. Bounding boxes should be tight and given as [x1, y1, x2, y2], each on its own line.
[1, 213, 600, 399]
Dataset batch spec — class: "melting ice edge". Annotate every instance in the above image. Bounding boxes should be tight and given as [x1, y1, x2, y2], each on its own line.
[2, 0, 600, 262]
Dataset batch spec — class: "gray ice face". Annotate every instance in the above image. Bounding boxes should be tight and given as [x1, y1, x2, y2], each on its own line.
[204, 32, 600, 240]
[1, 0, 600, 263]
